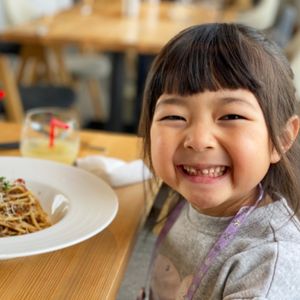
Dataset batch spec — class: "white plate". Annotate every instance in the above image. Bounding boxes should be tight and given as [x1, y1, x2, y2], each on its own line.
[0, 156, 118, 259]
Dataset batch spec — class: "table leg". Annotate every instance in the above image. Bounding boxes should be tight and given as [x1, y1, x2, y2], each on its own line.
[107, 52, 125, 132]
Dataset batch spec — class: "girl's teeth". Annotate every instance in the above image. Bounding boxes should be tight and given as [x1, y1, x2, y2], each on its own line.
[202, 169, 209, 175]
[185, 166, 197, 175]
[183, 166, 226, 177]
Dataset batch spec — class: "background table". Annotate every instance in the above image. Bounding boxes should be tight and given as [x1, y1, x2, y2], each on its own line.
[0, 122, 154, 299]
[0, 1, 237, 132]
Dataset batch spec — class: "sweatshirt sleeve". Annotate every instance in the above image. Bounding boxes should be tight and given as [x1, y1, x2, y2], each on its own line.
[222, 242, 300, 300]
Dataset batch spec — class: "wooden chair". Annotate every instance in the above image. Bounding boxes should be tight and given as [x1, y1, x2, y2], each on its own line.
[15, 44, 109, 122]
[0, 54, 76, 122]
[0, 54, 23, 121]
[236, 0, 280, 30]
[62, 47, 111, 121]
[266, 4, 298, 49]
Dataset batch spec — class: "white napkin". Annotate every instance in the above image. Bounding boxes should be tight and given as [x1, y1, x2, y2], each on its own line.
[76, 155, 153, 187]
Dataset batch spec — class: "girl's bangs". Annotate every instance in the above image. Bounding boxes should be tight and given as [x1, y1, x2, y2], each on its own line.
[158, 26, 263, 95]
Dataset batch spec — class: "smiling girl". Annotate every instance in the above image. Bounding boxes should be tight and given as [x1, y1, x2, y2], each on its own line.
[138, 23, 300, 299]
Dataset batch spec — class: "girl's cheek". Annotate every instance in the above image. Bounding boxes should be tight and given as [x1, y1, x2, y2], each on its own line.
[151, 141, 165, 173]
[152, 138, 169, 162]
[151, 126, 174, 175]
[151, 142, 162, 169]
[151, 129, 163, 154]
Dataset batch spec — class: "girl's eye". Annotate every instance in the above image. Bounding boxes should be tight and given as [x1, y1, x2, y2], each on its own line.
[220, 114, 245, 120]
[160, 115, 186, 121]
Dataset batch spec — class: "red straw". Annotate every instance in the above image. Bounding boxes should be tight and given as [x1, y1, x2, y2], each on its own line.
[49, 117, 70, 147]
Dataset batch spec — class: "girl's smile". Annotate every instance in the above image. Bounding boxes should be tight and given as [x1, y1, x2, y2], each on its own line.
[150, 89, 281, 216]
[178, 165, 227, 181]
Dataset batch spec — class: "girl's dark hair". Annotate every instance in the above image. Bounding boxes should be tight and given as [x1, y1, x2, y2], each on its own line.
[139, 23, 300, 215]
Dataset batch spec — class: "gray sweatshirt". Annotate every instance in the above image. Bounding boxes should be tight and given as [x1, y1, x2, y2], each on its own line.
[149, 198, 300, 300]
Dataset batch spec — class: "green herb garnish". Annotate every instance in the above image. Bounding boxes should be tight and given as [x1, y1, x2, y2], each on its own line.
[0, 177, 12, 191]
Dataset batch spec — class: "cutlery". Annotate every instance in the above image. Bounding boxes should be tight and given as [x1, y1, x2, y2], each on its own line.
[0, 141, 106, 152]
[0, 141, 20, 150]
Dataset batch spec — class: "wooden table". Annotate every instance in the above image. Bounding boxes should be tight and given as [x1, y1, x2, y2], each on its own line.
[0, 1, 236, 131]
[0, 122, 154, 299]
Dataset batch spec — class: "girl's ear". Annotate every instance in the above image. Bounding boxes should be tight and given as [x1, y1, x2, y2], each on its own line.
[271, 115, 300, 163]
[282, 115, 300, 151]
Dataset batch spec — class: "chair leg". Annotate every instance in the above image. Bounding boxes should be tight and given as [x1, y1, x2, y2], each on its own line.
[86, 79, 106, 120]
[50, 45, 72, 85]
[16, 44, 55, 85]
[0, 55, 24, 122]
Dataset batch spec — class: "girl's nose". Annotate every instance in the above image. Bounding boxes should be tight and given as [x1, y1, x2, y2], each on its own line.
[183, 123, 216, 152]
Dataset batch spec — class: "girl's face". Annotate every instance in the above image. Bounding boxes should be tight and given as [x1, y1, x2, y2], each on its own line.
[150, 89, 280, 216]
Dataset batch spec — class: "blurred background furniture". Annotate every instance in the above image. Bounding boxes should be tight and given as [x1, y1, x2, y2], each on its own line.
[63, 47, 111, 121]
[0, 54, 76, 122]
[265, 2, 298, 48]
[2, 0, 299, 134]
[0, 41, 20, 55]
[0, 0, 105, 123]
[236, 0, 280, 30]
[0, 0, 77, 122]
[286, 31, 300, 60]
[233, 0, 300, 100]
[0, 0, 237, 132]
[3, 0, 73, 25]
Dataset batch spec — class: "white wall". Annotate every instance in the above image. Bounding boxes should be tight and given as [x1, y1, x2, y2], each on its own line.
[2, 0, 73, 26]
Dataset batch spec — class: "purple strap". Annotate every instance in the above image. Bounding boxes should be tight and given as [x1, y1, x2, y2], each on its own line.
[144, 184, 264, 300]
[185, 184, 264, 299]
[155, 199, 186, 249]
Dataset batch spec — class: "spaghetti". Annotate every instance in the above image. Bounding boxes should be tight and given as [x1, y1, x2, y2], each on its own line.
[0, 177, 51, 237]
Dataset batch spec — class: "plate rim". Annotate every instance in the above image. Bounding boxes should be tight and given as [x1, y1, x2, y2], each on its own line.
[0, 156, 119, 259]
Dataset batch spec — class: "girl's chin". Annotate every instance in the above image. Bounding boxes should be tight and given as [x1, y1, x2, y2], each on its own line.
[184, 192, 220, 206]
[186, 198, 220, 211]
[185, 197, 231, 216]
[190, 204, 231, 217]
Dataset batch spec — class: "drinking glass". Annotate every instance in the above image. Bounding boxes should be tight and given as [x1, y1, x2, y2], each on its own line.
[20, 108, 80, 165]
